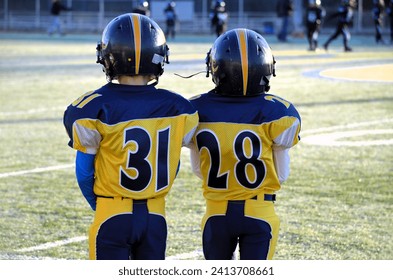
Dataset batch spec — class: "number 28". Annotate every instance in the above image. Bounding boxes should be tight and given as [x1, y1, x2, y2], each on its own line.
[196, 129, 266, 190]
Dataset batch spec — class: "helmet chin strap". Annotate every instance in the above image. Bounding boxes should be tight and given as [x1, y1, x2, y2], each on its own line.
[173, 48, 211, 79]
[174, 71, 206, 79]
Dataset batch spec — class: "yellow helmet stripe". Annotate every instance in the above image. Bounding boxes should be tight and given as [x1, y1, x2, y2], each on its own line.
[130, 14, 142, 75]
[236, 29, 248, 96]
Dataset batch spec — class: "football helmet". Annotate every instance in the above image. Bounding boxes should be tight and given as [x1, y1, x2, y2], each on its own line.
[96, 13, 169, 82]
[206, 28, 276, 96]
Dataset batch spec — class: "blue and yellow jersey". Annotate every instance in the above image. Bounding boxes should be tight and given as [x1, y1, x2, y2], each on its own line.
[64, 83, 198, 200]
[189, 90, 301, 201]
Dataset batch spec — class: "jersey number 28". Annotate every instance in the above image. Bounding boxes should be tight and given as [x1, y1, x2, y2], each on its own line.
[196, 129, 266, 190]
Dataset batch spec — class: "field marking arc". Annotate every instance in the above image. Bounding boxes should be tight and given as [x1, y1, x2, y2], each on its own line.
[318, 63, 393, 83]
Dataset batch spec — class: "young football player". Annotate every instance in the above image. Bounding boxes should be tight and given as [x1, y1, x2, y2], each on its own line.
[305, 0, 326, 51]
[388, 0, 393, 44]
[323, 0, 356, 52]
[63, 13, 198, 260]
[188, 28, 301, 260]
[372, 0, 386, 44]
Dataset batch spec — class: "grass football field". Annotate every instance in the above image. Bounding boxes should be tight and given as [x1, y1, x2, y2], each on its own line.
[0, 31, 392, 260]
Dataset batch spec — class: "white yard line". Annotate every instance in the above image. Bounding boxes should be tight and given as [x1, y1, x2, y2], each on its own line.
[0, 107, 65, 116]
[301, 119, 393, 147]
[302, 129, 393, 147]
[16, 236, 87, 253]
[15, 235, 203, 260]
[301, 118, 393, 136]
[0, 164, 74, 178]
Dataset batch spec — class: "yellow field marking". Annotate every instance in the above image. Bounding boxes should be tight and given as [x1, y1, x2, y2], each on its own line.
[320, 64, 393, 82]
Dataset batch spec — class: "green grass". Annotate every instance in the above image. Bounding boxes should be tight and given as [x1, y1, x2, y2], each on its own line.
[0, 32, 392, 260]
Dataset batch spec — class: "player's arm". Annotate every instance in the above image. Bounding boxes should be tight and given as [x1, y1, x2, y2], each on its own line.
[273, 148, 290, 183]
[188, 142, 203, 179]
[272, 116, 301, 183]
[182, 110, 199, 148]
[182, 126, 197, 147]
[75, 151, 96, 211]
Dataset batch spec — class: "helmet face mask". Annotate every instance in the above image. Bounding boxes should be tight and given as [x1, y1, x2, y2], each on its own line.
[96, 13, 169, 82]
[206, 28, 276, 96]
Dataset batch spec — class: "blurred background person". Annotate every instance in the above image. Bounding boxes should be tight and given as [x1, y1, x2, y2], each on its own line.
[48, 0, 71, 36]
[388, 0, 393, 44]
[372, 0, 386, 44]
[276, 0, 294, 42]
[323, 0, 357, 52]
[164, 1, 178, 39]
[133, 1, 150, 17]
[305, 0, 326, 51]
[210, 1, 228, 37]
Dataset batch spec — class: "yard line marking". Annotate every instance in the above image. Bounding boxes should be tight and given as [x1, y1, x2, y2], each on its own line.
[0, 253, 61, 260]
[16, 236, 87, 253]
[301, 119, 393, 147]
[15, 235, 203, 260]
[302, 129, 393, 147]
[0, 106, 65, 116]
[301, 118, 393, 135]
[0, 164, 74, 178]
